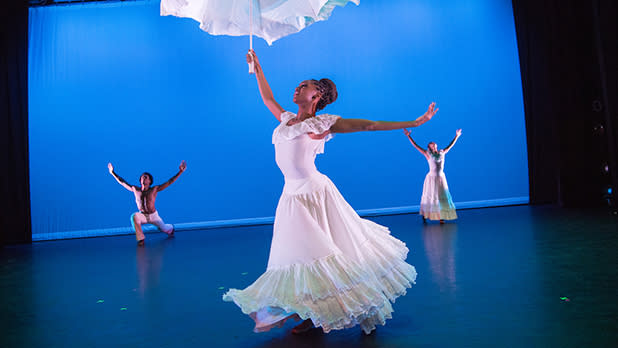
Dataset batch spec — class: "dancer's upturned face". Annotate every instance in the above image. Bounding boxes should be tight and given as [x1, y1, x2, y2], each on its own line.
[428, 143, 438, 153]
[140, 174, 152, 188]
[293, 80, 320, 106]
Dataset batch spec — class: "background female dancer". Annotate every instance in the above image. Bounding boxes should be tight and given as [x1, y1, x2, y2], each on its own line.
[223, 50, 438, 335]
[403, 128, 461, 223]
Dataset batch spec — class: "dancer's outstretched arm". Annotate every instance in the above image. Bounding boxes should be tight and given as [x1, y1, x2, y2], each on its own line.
[247, 50, 284, 121]
[157, 160, 187, 192]
[330, 103, 438, 134]
[403, 129, 427, 156]
[443, 129, 462, 154]
[108, 163, 134, 191]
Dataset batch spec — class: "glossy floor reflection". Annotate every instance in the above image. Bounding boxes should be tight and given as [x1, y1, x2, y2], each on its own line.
[1, 205, 617, 347]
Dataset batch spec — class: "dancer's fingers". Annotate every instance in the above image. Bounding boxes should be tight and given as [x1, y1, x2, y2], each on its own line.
[250, 50, 259, 63]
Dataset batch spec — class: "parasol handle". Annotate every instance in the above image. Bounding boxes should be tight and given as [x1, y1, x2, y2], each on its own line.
[248, 0, 255, 74]
[248, 40, 254, 73]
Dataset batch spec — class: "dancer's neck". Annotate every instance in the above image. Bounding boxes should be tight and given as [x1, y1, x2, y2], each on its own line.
[295, 105, 316, 121]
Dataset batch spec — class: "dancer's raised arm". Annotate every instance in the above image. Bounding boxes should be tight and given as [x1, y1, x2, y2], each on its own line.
[108, 163, 134, 191]
[403, 129, 427, 156]
[330, 103, 438, 134]
[443, 129, 462, 154]
[247, 50, 284, 121]
[157, 160, 187, 192]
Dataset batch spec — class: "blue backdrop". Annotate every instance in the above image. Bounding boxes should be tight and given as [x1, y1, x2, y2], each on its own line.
[28, 0, 528, 238]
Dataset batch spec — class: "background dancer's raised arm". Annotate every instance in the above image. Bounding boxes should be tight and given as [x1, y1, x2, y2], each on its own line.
[157, 160, 187, 191]
[403, 128, 428, 157]
[108, 163, 135, 191]
[443, 129, 462, 154]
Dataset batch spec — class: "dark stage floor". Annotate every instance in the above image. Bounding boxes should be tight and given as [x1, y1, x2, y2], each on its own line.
[1, 205, 617, 348]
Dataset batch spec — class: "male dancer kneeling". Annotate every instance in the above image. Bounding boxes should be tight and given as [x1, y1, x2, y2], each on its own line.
[108, 161, 186, 245]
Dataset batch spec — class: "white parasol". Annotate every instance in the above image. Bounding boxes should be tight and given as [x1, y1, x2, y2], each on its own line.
[161, 0, 359, 72]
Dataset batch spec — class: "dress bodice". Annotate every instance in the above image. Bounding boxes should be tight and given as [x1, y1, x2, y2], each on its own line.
[272, 111, 340, 180]
[426, 151, 445, 175]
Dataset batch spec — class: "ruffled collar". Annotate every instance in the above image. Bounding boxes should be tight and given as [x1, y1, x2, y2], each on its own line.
[272, 111, 341, 144]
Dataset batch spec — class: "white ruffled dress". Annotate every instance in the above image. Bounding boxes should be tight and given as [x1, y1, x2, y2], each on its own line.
[419, 151, 457, 221]
[223, 111, 417, 334]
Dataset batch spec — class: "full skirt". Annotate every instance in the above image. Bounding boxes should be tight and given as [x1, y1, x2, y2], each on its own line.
[223, 173, 417, 334]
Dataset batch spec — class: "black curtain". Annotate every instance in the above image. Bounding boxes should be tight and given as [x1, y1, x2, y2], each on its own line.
[1, 1, 31, 245]
[512, 0, 618, 207]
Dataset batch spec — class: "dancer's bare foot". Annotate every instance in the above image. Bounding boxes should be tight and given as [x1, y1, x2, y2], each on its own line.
[137, 239, 145, 246]
[439, 219, 445, 224]
[291, 319, 314, 334]
[167, 225, 175, 237]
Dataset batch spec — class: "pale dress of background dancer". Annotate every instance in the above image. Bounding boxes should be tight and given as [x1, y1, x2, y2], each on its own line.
[403, 129, 461, 223]
[223, 50, 438, 335]
[108, 161, 186, 245]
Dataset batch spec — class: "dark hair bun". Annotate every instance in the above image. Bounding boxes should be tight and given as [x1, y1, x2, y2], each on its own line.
[316, 78, 338, 111]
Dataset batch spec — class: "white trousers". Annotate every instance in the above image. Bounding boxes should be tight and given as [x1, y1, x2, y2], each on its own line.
[131, 211, 173, 241]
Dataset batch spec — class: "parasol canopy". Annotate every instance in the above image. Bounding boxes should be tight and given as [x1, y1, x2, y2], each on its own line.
[161, 0, 360, 46]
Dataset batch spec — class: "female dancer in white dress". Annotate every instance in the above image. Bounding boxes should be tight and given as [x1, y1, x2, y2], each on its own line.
[403, 128, 461, 223]
[223, 50, 438, 335]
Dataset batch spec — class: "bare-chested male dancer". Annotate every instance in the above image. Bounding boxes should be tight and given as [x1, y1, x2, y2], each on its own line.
[108, 161, 187, 245]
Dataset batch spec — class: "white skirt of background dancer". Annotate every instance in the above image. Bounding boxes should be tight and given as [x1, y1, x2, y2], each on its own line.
[224, 112, 417, 334]
[131, 211, 173, 241]
[419, 150, 457, 220]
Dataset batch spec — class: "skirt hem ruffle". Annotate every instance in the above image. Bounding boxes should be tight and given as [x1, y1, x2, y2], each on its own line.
[223, 251, 415, 334]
